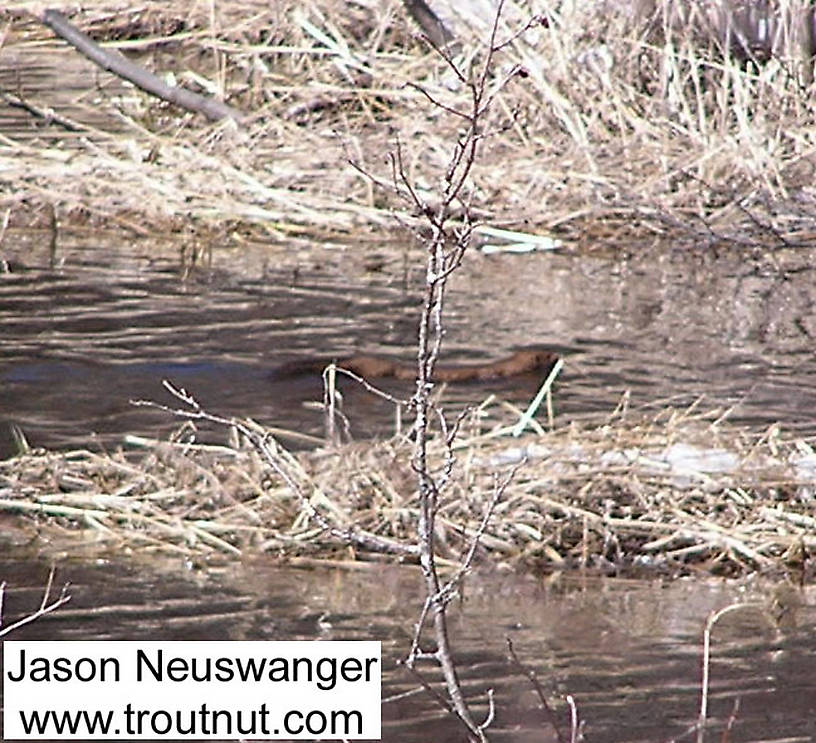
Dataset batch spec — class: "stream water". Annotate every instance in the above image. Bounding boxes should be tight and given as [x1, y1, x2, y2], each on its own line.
[2, 230, 816, 457]
[2, 230, 816, 740]
[2, 550, 816, 742]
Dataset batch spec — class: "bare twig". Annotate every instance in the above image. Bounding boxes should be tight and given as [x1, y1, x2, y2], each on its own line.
[134, 382, 418, 558]
[697, 602, 766, 743]
[506, 638, 569, 743]
[566, 695, 581, 743]
[0, 567, 71, 638]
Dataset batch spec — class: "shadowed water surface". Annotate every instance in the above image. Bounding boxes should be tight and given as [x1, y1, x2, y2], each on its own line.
[2, 551, 816, 742]
[1, 231, 816, 456]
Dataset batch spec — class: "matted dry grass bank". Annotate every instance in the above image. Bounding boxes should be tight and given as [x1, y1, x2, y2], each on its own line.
[2, 402, 815, 579]
[2, 0, 816, 249]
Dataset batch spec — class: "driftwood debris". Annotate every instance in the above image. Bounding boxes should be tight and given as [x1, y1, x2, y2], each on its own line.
[40, 10, 244, 124]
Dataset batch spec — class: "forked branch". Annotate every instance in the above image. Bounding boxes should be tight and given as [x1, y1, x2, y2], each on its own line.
[0, 567, 71, 638]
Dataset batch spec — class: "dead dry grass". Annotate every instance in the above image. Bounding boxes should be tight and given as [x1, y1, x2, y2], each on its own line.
[2, 402, 814, 579]
[2, 0, 816, 248]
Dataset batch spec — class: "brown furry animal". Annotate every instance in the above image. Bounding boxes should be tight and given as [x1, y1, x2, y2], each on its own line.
[275, 349, 558, 382]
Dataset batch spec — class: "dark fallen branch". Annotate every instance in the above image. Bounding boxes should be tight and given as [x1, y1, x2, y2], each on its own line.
[0, 87, 85, 131]
[401, 0, 456, 49]
[40, 10, 244, 124]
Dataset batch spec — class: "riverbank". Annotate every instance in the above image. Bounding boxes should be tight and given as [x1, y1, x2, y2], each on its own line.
[2, 0, 816, 250]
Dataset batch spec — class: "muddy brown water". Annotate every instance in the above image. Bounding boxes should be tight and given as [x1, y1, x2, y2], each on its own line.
[2, 551, 816, 742]
[3, 231, 816, 740]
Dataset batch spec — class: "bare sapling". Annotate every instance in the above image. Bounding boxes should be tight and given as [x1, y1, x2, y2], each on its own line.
[134, 2, 536, 738]
[367, 3, 536, 740]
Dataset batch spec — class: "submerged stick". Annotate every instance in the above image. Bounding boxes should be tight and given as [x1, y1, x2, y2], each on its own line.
[40, 10, 244, 124]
